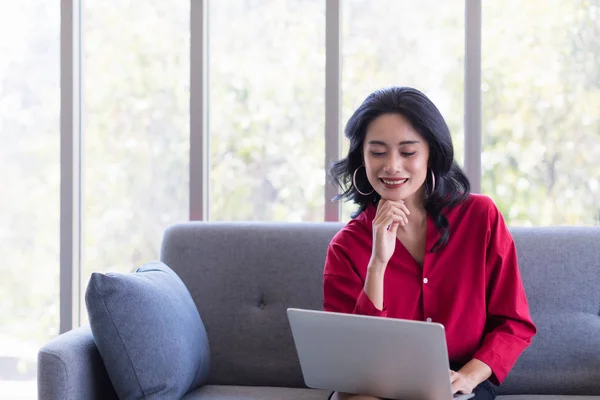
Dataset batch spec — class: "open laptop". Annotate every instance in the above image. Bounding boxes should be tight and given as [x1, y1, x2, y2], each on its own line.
[287, 308, 475, 400]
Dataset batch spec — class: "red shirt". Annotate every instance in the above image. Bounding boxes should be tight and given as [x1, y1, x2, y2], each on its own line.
[323, 194, 536, 385]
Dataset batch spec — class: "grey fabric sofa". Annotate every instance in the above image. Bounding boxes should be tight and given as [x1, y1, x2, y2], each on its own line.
[38, 223, 600, 399]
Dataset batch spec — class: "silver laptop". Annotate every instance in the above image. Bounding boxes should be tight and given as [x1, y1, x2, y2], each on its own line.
[287, 308, 475, 400]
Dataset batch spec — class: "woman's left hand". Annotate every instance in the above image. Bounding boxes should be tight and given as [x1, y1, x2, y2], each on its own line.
[450, 370, 478, 395]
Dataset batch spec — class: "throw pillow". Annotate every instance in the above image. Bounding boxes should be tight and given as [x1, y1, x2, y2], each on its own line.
[85, 261, 210, 400]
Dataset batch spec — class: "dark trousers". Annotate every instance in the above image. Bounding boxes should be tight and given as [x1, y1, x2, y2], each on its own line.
[468, 379, 496, 400]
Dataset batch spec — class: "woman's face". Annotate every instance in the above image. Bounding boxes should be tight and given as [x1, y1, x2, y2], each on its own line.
[362, 113, 430, 202]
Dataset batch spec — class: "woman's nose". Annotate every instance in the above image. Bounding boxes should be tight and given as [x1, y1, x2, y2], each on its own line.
[383, 155, 401, 174]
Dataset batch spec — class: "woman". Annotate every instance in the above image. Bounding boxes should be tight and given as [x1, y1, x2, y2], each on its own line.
[324, 87, 536, 400]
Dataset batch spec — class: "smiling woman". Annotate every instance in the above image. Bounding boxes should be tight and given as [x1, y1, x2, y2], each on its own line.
[341, 0, 465, 222]
[324, 86, 536, 400]
[330, 87, 470, 251]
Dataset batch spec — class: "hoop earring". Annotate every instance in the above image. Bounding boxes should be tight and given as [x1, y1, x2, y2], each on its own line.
[352, 166, 374, 196]
[428, 169, 436, 195]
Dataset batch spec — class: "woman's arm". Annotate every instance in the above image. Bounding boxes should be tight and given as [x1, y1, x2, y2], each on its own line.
[363, 258, 386, 310]
[323, 241, 388, 317]
[471, 202, 537, 385]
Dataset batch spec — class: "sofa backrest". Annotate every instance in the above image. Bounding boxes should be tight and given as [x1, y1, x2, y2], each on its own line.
[498, 227, 600, 395]
[161, 222, 342, 388]
[160, 223, 600, 394]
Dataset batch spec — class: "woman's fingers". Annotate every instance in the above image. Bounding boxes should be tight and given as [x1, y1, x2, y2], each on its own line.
[379, 215, 407, 229]
[376, 198, 387, 213]
[449, 371, 459, 384]
[449, 371, 473, 395]
[375, 202, 409, 225]
[373, 199, 412, 234]
[382, 207, 408, 226]
[384, 200, 410, 216]
[384, 217, 403, 233]
[377, 200, 410, 217]
[449, 370, 461, 394]
[391, 208, 409, 225]
[375, 218, 404, 233]
[377, 212, 406, 228]
[450, 379, 463, 394]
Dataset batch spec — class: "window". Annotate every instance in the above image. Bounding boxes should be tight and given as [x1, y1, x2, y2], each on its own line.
[0, 2, 59, 397]
[6, 3, 600, 397]
[81, 0, 190, 308]
[341, 0, 465, 220]
[209, 0, 326, 221]
[482, 0, 600, 225]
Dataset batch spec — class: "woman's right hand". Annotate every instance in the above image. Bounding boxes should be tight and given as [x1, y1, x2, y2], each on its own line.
[370, 199, 410, 268]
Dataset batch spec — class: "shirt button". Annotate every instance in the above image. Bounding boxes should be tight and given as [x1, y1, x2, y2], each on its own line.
[426, 318, 432, 322]
[423, 278, 428, 284]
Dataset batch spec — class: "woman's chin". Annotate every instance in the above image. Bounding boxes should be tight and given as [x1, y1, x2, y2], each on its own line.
[378, 189, 409, 202]
[379, 186, 424, 202]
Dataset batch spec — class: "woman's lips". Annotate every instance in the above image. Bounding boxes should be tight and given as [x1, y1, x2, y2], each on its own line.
[380, 178, 409, 188]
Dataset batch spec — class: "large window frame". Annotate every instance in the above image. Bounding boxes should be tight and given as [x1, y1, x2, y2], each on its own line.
[59, 0, 483, 332]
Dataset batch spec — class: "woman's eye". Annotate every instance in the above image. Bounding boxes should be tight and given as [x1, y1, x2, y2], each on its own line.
[402, 152, 416, 157]
[370, 152, 386, 157]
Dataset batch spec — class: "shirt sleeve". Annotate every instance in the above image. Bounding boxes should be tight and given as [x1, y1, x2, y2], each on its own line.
[323, 241, 387, 317]
[473, 203, 537, 385]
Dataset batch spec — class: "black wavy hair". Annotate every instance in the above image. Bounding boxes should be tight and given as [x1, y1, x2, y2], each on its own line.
[329, 87, 470, 252]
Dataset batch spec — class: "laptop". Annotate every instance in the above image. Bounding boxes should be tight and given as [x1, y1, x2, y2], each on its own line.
[287, 308, 475, 400]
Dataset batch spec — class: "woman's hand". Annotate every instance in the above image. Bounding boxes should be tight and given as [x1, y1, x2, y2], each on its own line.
[451, 358, 493, 395]
[450, 370, 478, 395]
[370, 199, 410, 268]
[364, 199, 410, 310]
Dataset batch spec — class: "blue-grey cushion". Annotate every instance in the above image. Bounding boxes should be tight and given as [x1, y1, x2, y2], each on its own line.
[85, 261, 210, 400]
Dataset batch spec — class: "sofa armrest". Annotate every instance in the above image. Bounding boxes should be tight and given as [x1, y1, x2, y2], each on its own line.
[37, 326, 118, 400]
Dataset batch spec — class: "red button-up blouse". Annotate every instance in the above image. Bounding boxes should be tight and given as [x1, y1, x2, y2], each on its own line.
[323, 194, 536, 385]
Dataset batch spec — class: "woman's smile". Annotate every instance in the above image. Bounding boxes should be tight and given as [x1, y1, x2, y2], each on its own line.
[379, 177, 409, 189]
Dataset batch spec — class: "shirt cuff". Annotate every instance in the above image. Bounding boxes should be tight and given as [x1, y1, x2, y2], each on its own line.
[473, 348, 507, 386]
[354, 290, 388, 317]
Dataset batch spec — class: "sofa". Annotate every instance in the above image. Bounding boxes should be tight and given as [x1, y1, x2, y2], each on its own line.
[38, 222, 600, 399]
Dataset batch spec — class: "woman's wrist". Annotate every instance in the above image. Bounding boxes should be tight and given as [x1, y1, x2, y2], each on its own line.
[364, 259, 386, 310]
[459, 358, 493, 386]
[367, 257, 387, 272]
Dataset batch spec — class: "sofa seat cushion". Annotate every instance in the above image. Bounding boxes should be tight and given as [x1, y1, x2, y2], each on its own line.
[182, 385, 330, 400]
[85, 261, 210, 400]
